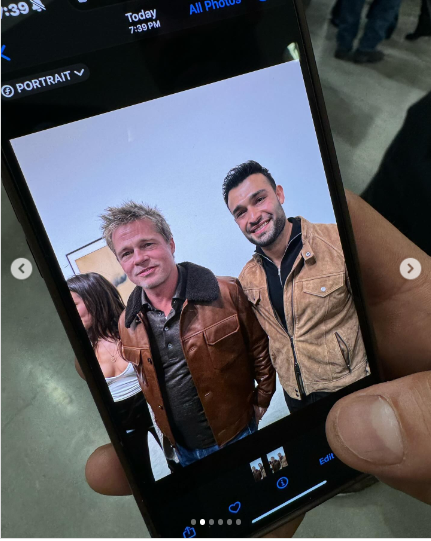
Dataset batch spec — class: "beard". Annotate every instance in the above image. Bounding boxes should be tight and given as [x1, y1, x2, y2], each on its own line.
[246, 212, 287, 248]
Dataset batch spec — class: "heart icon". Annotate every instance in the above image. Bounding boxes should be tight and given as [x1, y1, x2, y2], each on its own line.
[228, 501, 241, 514]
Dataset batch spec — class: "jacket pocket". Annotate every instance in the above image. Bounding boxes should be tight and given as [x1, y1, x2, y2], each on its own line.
[245, 289, 261, 306]
[204, 314, 241, 370]
[302, 274, 344, 297]
[301, 273, 348, 321]
[335, 332, 352, 373]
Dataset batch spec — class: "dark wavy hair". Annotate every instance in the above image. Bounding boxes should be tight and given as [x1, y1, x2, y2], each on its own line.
[67, 272, 125, 346]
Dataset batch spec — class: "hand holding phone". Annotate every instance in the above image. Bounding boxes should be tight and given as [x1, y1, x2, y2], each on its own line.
[85, 193, 431, 516]
[326, 192, 431, 506]
[4, 0, 427, 534]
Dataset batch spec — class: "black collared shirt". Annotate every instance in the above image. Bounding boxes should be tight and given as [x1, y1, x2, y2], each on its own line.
[142, 265, 216, 450]
[257, 217, 303, 331]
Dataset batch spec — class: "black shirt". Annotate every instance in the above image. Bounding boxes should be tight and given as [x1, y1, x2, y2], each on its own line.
[142, 266, 216, 450]
[257, 217, 303, 332]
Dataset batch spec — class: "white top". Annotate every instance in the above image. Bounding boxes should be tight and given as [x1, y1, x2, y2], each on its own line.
[105, 362, 142, 402]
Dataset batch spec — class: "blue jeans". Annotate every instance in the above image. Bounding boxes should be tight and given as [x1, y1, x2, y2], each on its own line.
[337, 0, 402, 51]
[176, 417, 258, 467]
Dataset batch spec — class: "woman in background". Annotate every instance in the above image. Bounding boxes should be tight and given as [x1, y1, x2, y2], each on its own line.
[67, 272, 163, 480]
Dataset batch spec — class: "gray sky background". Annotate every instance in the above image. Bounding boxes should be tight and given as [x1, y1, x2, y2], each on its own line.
[12, 60, 335, 279]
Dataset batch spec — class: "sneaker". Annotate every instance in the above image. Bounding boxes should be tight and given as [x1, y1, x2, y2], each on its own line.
[334, 47, 351, 60]
[353, 49, 385, 63]
[405, 29, 431, 41]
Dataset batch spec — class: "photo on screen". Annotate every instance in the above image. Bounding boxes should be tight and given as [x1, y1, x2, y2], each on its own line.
[10, 49, 369, 482]
[249, 458, 267, 483]
[267, 447, 288, 474]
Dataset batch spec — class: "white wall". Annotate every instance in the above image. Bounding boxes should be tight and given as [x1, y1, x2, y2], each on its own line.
[12, 60, 335, 279]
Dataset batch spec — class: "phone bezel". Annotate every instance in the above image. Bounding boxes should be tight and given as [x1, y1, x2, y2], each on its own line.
[1, 0, 382, 536]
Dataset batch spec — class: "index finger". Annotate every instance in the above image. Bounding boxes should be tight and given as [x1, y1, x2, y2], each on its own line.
[346, 192, 431, 379]
[85, 443, 132, 496]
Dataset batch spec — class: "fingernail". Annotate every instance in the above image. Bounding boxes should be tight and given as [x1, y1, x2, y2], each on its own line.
[336, 395, 404, 465]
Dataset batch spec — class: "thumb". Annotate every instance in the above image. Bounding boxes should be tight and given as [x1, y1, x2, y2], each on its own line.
[326, 372, 431, 504]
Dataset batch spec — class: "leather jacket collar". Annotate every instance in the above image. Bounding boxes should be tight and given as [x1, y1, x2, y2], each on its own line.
[125, 262, 220, 328]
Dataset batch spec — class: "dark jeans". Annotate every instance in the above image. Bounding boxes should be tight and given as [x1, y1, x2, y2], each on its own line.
[337, 0, 402, 51]
[115, 393, 161, 481]
[284, 390, 331, 414]
[175, 416, 258, 467]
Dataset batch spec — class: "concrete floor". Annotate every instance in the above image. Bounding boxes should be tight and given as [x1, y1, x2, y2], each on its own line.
[2, 0, 431, 537]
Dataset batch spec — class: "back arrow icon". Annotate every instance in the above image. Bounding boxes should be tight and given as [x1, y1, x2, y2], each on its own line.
[1, 45, 11, 61]
[19, 263, 26, 273]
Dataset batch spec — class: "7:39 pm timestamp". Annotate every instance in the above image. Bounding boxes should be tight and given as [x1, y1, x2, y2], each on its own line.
[129, 20, 161, 34]
[1, 0, 46, 18]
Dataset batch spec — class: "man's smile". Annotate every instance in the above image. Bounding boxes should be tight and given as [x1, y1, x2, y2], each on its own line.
[250, 218, 271, 235]
[136, 265, 157, 277]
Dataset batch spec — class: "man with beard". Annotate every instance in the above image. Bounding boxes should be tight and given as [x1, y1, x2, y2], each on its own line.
[100, 202, 276, 467]
[278, 451, 288, 469]
[223, 161, 368, 413]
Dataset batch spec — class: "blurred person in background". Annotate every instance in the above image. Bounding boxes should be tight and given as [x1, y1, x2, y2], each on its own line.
[362, 91, 431, 255]
[405, 0, 431, 39]
[334, 0, 402, 63]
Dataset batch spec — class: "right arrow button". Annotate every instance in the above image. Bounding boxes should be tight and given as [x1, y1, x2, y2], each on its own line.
[400, 258, 422, 280]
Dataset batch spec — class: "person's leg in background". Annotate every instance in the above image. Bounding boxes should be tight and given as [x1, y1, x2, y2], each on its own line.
[330, 0, 343, 27]
[405, 0, 431, 40]
[335, 0, 367, 59]
[353, 0, 402, 63]
[366, 0, 400, 38]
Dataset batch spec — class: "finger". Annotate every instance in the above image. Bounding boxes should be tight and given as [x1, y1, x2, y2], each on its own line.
[346, 191, 431, 378]
[326, 372, 431, 504]
[85, 443, 132, 496]
[74, 357, 86, 380]
[263, 514, 304, 538]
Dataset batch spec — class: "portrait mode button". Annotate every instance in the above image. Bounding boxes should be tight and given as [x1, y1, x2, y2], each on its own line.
[1, 64, 89, 101]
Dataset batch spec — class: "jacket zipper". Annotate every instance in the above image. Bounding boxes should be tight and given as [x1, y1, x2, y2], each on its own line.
[134, 315, 149, 386]
[260, 254, 306, 400]
[335, 331, 352, 373]
[290, 278, 306, 398]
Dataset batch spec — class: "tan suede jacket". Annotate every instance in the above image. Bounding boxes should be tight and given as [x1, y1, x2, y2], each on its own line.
[239, 217, 368, 400]
[119, 262, 276, 448]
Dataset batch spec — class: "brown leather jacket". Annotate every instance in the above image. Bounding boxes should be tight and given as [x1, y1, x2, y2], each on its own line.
[119, 262, 276, 448]
[239, 217, 368, 400]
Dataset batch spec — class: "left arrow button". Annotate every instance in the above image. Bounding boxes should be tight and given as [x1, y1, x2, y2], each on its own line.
[11, 258, 33, 280]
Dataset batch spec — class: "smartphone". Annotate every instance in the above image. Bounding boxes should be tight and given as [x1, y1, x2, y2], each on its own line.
[2, 0, 381, 537]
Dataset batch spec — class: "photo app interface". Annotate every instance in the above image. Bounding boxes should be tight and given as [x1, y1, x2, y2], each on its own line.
[10, 48, 370, 535]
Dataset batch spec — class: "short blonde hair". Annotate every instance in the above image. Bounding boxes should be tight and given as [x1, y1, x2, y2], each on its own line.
[100, 201, 173, 254]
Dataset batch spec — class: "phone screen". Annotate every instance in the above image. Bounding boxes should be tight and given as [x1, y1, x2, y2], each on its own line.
[2, 0, 379, 537]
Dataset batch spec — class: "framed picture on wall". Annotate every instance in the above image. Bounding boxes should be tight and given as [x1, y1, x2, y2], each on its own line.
[66, 239, 135, 304]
